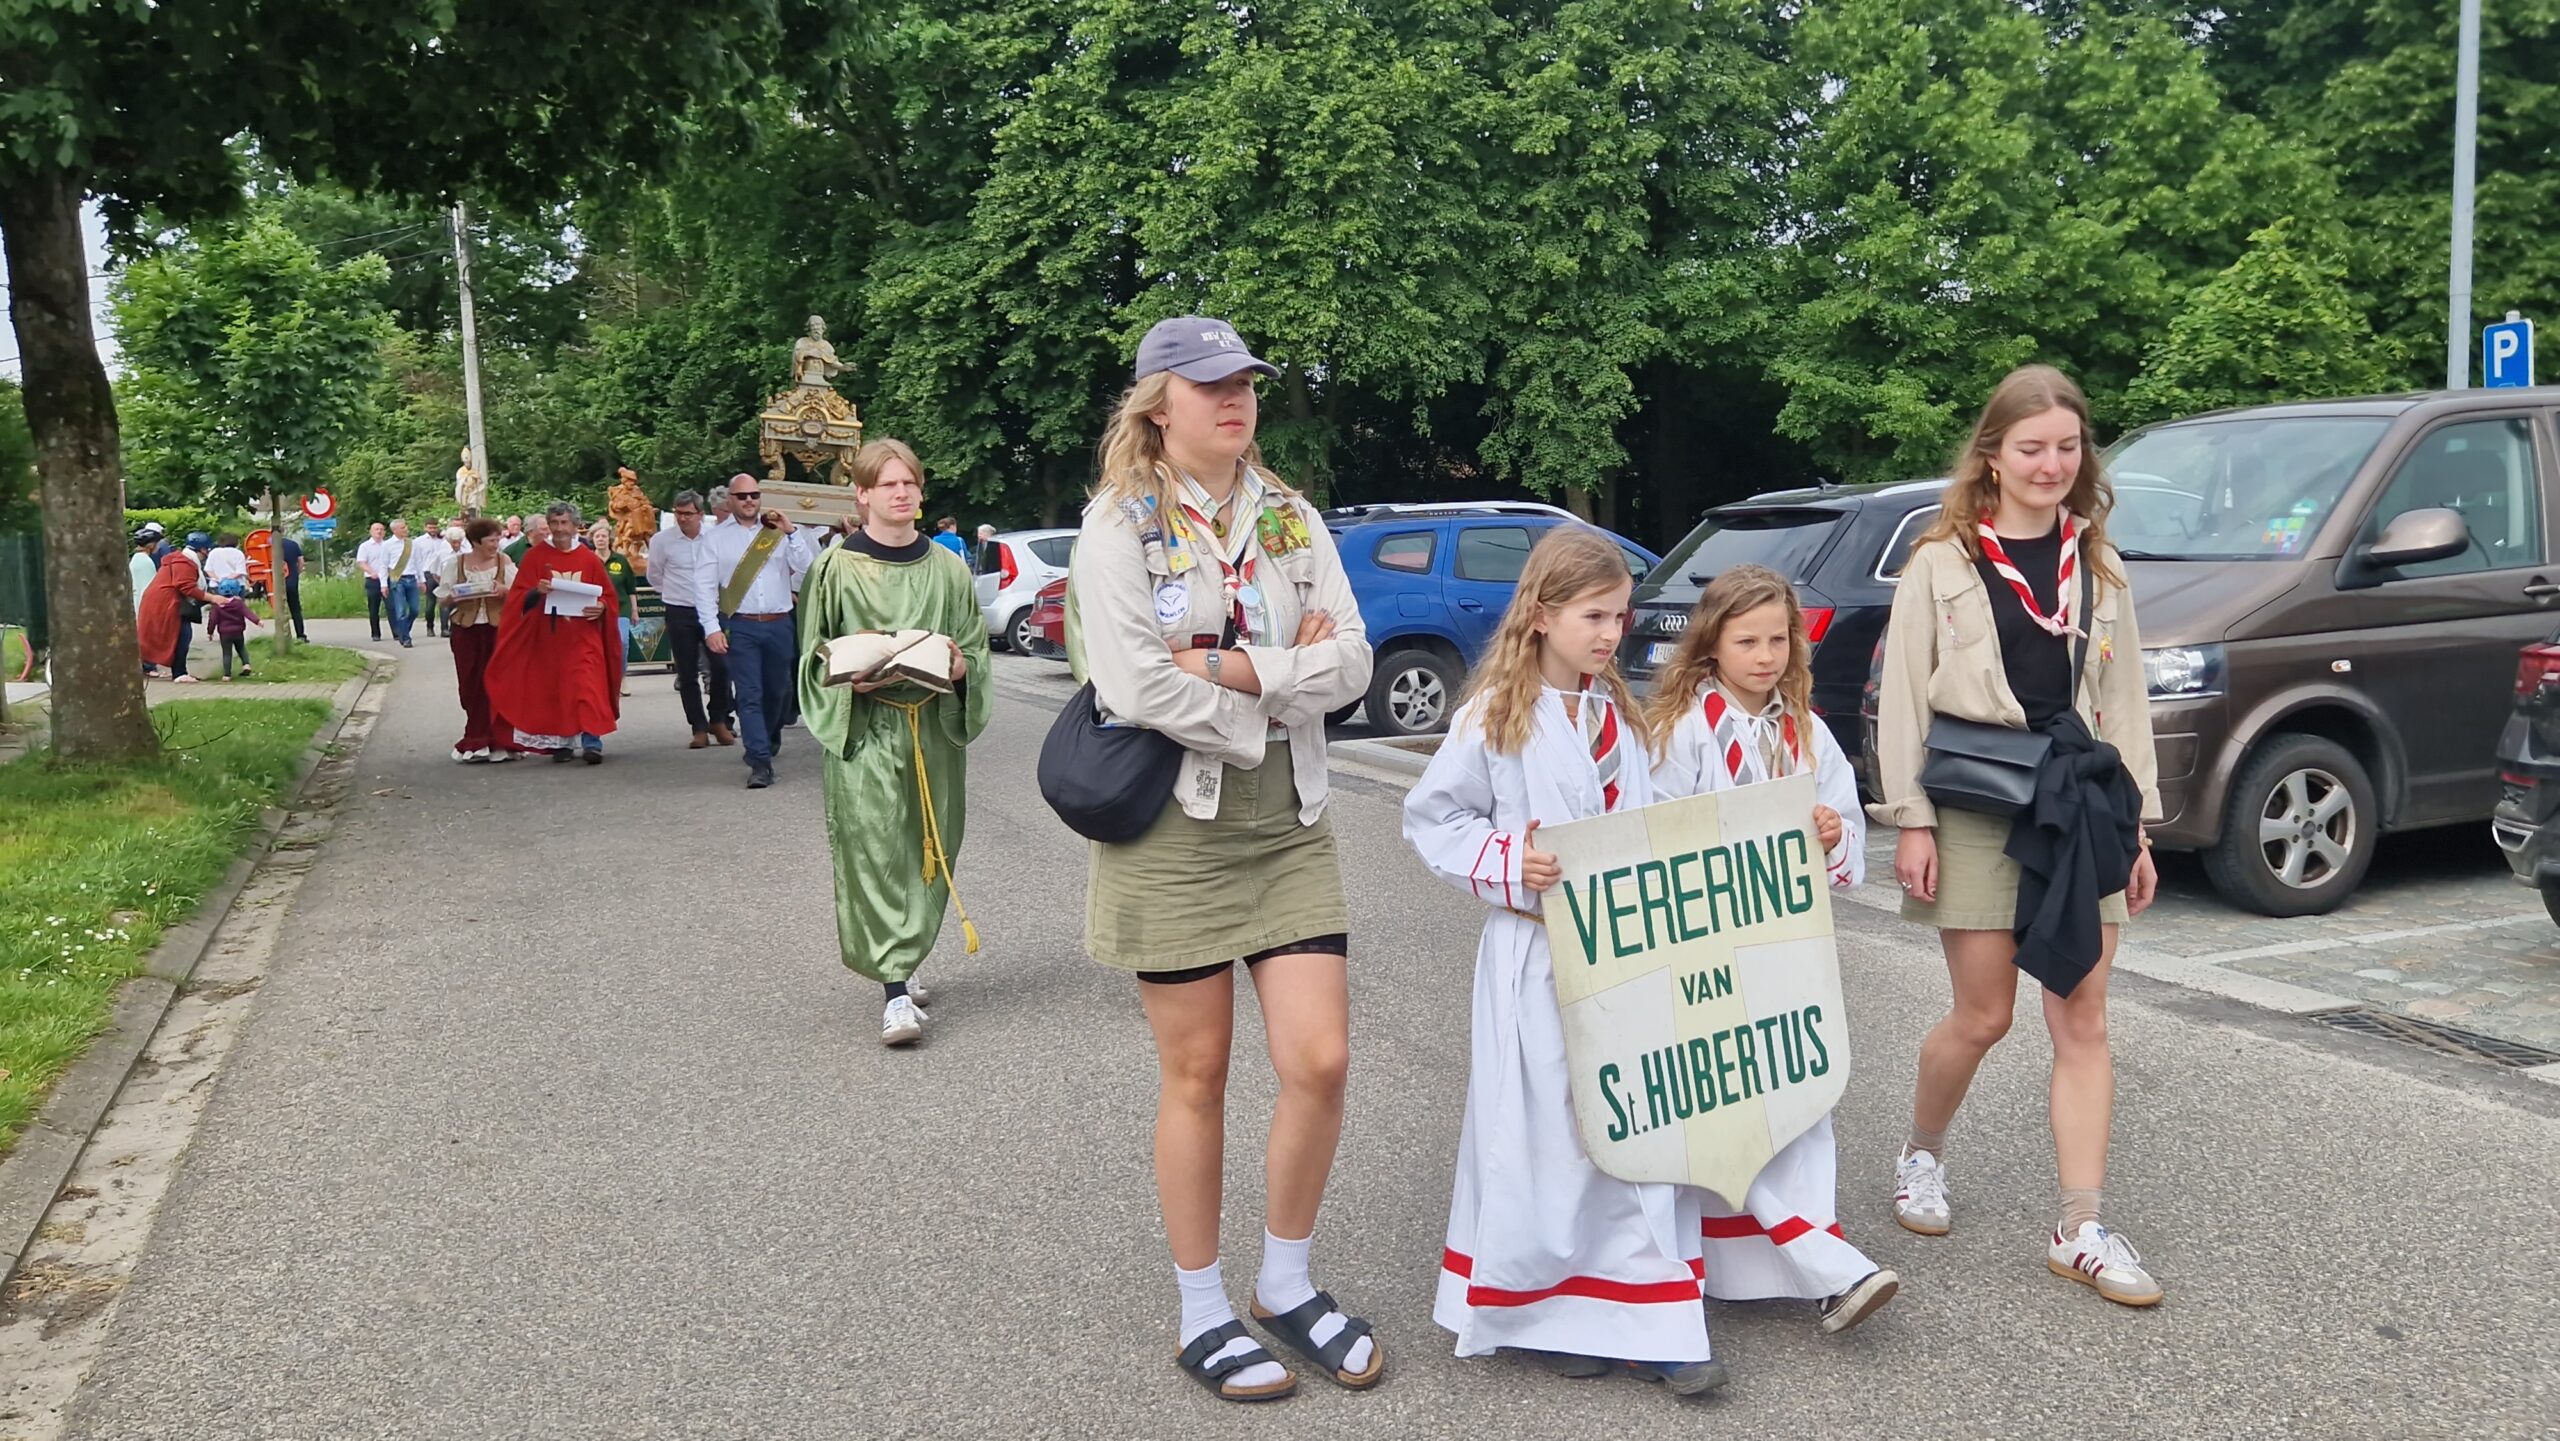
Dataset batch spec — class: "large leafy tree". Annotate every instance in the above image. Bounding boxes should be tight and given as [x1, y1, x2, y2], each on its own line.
[111, 219, 396, 650]
[0, 0, 859, 761]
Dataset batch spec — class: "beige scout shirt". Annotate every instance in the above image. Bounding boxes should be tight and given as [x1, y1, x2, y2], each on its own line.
[1071, 484, 1375, 824]
[1868, 536, 2162, 832]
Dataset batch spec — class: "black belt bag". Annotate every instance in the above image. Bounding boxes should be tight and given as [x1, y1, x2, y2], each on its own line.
[1040, 681, 1182, 842]
[1919, 560, 2093, 818]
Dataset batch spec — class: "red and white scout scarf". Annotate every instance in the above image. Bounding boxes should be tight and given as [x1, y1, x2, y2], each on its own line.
[1702, 684, 1854, 889]
[1975, 514, 2083, 638]
[1177, 470, 1267, 641]
[1575, 676, 1625, 812]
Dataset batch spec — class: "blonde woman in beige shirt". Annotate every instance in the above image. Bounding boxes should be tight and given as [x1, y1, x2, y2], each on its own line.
[1869, 365, 2165, 1308]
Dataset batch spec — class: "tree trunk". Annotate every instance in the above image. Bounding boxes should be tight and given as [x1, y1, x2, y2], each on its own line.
[0, 168, 155, 762]
[267, 485, 294, 653]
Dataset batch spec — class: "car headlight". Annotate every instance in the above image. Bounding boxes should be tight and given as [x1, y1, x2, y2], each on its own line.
[2143, 643, 2224, 701]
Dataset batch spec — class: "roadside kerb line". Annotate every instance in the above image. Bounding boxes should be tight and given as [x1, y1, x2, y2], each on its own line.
[0, 654, 392, 1287]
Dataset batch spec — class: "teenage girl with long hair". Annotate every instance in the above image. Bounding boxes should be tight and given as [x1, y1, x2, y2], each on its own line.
[1642, 564, 1897, 1339]
[1870, 364, 2164, 1307]
[1070, 317, 1378, 1402]
[1403, 525, 1727, 1399]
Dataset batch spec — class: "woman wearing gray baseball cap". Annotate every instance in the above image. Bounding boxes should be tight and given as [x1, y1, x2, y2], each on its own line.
[1069, 317, 1380, 1401]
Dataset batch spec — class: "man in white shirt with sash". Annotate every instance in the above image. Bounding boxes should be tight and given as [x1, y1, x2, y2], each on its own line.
[384, 518, 422, 648]
[651, 488, 736, 749]
[355, 522, 393, 641]
[694, 473, 814, 789]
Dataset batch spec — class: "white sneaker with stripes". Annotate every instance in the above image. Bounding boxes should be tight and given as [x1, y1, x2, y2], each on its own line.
[2048, 1222, 2162, 1307]
[1893, 1150, 1950, 1236]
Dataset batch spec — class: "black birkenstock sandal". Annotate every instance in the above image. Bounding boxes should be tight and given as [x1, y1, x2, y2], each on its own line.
[1175, 1319, 1297, 1402]
[1250, 1290, 1385, 1389]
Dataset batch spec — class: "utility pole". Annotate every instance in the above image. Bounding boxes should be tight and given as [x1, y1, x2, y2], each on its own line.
[450, 203, 491, 506]
[2446, 0, 2483, 389]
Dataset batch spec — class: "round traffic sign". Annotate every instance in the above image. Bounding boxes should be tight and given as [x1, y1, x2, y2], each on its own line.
[302, 488, 336, 520]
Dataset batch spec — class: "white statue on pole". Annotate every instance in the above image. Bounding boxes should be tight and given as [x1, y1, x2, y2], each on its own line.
[454, 445, 488, 517]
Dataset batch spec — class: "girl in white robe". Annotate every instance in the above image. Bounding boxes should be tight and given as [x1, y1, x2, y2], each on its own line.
[1402, 527, 1725, 1396]
[1642, 564, 1898, 1335]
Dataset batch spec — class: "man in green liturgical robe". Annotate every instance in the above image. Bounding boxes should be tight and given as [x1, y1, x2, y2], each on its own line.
[795, 440, 995, 1047]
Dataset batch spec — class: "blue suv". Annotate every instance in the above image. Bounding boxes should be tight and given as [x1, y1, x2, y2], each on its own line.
[1323, 504, 1659, 736]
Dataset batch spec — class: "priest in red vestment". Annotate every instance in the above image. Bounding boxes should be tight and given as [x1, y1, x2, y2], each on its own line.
[482, 504, 625, 764]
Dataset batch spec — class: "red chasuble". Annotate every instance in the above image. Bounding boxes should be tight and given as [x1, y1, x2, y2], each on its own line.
[481, 541, 624, 742]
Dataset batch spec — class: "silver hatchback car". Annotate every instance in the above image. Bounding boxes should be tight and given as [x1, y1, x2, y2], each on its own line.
[975, 528, 1077, 653]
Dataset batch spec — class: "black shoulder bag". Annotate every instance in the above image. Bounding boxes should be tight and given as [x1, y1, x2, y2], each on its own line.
[1037, 579, 1212, 844]
[1918, 559, 2094, 819]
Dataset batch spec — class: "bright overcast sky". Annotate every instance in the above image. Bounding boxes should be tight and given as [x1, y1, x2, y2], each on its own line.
[0, 202, 124, 383]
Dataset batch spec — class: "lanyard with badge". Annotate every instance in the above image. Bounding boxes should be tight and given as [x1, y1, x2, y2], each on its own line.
[1175, 470, 1269, 644]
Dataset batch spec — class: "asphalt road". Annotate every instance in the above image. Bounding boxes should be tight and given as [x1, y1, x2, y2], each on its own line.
[56, 635, 2560, 1439]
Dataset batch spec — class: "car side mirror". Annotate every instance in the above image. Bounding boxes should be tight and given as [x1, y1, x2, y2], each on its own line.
[2364, 507, 2471, 569]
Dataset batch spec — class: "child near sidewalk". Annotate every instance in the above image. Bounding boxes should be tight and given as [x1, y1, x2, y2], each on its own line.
[207, 592, 263, 680]
[1640, 564, 1898, 1337]
[1401, 525, 1725, 1399]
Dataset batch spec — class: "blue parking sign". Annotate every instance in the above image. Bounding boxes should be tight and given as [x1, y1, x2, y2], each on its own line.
[2484, 314, 2534, 389]
[303, 516, 337, 538]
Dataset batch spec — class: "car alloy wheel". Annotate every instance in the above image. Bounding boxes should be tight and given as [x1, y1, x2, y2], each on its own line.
[2256, 765, 2355, 890]
[1387, 663, 1447, 732]
[1007, 607, 1036, 655]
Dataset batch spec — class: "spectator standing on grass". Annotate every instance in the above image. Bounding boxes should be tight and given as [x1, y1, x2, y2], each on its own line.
[206, 589, 263, 680]
[355, 521, 393, 641]
[277, 532, 307, 641]
[203, 533, 250, 597]
[130, 528, 161, 614]
[137, 534, 215, 684]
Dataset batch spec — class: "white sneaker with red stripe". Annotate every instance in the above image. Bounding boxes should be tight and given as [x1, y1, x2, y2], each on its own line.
[2047, 1222, 2162, 1307]
[1893, 1150, 1950, 1236]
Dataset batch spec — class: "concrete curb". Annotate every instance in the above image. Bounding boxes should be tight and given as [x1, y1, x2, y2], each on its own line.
[1325, 733, 1439, 779]
[0, 651, 390, 1286]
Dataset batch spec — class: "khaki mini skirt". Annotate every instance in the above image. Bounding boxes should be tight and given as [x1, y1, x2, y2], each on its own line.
[1086, 740, 1351, 972]
[1900, 806, 2129, 932]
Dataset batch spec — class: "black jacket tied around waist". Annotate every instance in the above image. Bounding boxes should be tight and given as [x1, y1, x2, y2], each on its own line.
[2003, 710, 2142, 997]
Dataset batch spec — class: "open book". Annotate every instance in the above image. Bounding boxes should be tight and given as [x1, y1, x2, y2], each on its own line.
[820, 629, 956, 694]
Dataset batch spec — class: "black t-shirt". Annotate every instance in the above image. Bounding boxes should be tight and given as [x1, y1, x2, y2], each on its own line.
[1975, 528, 2074, 726]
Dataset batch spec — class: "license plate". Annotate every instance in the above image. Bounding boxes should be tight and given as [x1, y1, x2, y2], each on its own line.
[1645, 641, 1679, 667]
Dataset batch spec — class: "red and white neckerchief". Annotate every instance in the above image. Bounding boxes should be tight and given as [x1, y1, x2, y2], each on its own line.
[1701, 684, 1854, 889]
[1176, 469, 1267, 641]
[1701, 684, 1803, 787]
[1975, 514, 2082, 638]
[1576, 675, 1625, 813]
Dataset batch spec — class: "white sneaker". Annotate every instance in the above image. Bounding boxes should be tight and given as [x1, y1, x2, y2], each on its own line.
[2048, 1222, 2162, 1307]
[486, 748, 515, 764]
[452, 746, 473, 763]
[1894, 1150, 1951, 1236]
[881, 996, 927, 1047]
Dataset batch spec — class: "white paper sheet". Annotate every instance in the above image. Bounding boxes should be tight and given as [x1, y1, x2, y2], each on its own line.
[543, 576, 604, 616]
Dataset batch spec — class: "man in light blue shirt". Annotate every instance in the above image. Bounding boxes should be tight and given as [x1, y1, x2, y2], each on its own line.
[695, 474, 815, 789]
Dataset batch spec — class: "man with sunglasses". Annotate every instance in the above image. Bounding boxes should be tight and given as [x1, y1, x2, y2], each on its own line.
[692, 474, 817, 789]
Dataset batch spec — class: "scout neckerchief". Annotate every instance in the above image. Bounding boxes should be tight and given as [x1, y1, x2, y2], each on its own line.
[1702, 682, 1804, 786]
[1701, 680, 1853, 888]
[717, 523, 785, 617]
[1175, 468, 1269, 642]
[1975, 513, 2082, 638]
[1571, 675, 1625, 813]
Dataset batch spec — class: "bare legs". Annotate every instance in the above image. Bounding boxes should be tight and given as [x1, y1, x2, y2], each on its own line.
[1139, 952, 1351, 1267]
[1911, 925, 2117, 1190]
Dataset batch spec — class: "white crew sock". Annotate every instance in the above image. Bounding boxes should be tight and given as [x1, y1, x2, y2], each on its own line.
[1177, 1260, 1287, 1391]
[1255, 1230, 1374, 1376]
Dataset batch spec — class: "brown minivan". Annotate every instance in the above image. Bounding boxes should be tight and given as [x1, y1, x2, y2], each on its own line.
[2101, 387, 2560, 915]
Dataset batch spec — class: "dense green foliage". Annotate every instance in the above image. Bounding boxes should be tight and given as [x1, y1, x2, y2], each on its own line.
[97, 0, 2560, 547]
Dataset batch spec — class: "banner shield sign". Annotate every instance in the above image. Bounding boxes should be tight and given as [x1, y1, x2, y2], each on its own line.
[1536, 773, 1850, 1209]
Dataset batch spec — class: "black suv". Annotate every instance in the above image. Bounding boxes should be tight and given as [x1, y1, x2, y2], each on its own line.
[1621, 480, 1949, 775]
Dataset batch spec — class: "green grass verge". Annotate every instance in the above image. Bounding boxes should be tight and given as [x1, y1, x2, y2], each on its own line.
[2, 628, 24, 682]
[295, 575, 373, 620]
[203, 635, 365, 687]
[0, 698, 333, 1153]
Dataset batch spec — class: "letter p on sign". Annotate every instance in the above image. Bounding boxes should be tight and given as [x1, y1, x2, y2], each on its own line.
[2485, 314, 2535, 389]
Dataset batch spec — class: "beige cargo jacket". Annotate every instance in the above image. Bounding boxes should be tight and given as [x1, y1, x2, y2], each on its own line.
[1069, 483, 1374, 824]
[1868, 536, 2162, 832]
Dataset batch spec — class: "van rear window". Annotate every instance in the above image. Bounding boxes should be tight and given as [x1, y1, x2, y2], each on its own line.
[1654, 508, 1842, 584]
